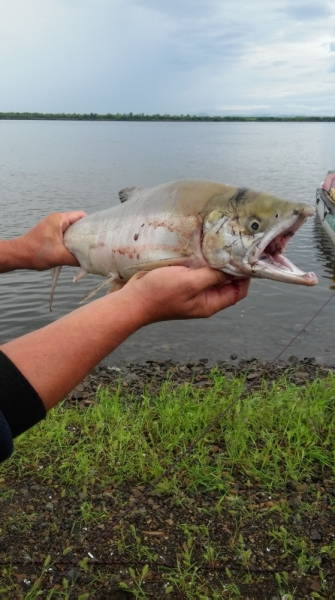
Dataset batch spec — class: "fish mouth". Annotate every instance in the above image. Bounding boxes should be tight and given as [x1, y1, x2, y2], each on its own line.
[246, 210, 318, 286]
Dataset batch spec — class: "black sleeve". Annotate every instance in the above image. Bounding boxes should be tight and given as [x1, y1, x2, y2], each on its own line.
[0, 351, 46, 462]
[0, 410, 13, 462]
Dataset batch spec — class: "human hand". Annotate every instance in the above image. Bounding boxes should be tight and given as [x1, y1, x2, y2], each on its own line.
[120, 266, 250, 325]
[19, 211, 86, 270]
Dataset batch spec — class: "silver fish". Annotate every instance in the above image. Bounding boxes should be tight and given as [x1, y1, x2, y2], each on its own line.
[51, 179, 318, 308]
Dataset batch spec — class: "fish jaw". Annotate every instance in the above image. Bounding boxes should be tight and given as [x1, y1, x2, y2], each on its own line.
[247, 255, 318, 286]
[203, 203, 318, 286]
[242, 209, 318, 285]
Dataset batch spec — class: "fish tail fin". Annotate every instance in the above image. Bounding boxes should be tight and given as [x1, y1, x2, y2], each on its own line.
[49, 266, 62, 311]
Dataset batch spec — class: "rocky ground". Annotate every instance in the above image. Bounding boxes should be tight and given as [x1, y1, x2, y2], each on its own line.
[69, 356, 335, 404]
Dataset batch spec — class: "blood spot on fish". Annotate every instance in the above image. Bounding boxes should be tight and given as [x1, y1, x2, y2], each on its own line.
[133, 233, 139, 241]
[147, 217, 199, 236]
[148, 220, 164, 228]
[116, 247, 138, 259]
[148, 220, 176, 233]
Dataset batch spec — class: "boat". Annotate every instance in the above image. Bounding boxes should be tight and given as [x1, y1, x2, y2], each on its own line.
[316, 171, 335, 245]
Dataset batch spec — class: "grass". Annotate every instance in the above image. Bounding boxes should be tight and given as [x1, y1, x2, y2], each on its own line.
[6, 371, 335, 491]
[1, 369, 335, 598]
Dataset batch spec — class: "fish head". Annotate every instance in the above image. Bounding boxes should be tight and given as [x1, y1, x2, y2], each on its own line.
[201, 188, 318, 286]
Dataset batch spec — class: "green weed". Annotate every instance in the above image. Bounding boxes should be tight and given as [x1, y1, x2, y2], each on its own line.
[1, 370, 334, 598]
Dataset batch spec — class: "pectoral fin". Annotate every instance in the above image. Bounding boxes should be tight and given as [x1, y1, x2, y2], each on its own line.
[123, 257, 187, 278]
[49, 266, 62, 312]
[79, 273, 123, 304]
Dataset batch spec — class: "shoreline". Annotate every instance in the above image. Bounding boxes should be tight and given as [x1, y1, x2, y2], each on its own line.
[69, 356, 335, 403]
[1, 112, 335, 122]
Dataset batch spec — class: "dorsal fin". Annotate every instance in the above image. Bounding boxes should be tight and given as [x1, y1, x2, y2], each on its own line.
[119, 186, 139, 203]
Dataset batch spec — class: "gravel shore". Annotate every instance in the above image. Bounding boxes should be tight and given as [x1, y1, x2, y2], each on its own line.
[68, 356, 335, 404]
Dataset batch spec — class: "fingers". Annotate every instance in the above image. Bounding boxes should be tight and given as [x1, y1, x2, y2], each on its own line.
[130, 270, 147, 281]
[229, 278, 250, 304]
[60, 211, 86, 234]
[187, 267, 228, 293]
[209, 278, 250, 313]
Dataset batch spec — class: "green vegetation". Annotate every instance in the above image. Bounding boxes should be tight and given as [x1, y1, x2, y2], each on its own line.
[1, 370, 335, 598]
[0, 111, 335, 122]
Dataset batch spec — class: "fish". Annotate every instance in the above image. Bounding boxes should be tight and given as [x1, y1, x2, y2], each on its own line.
[50, 179, 318, 308]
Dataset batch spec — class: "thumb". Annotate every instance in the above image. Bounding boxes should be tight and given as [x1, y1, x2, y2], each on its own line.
[60, 211, 86, 234]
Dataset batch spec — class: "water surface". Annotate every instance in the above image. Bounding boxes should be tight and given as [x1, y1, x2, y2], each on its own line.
[0, 120, 334, 364]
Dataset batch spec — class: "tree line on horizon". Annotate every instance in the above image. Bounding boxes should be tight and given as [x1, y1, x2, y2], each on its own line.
[0, 111, 334, 122]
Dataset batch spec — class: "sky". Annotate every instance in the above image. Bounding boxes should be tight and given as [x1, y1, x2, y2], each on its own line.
[0, 0, 334, 116]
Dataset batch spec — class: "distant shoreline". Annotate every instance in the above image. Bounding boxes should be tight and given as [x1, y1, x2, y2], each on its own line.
[0, 111, 335, 122]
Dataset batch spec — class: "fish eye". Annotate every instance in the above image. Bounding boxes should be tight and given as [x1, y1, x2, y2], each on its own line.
[249, 219, 261, 232]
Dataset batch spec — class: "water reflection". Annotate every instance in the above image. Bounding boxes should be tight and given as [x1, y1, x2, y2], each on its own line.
[313, 217, 335, 288]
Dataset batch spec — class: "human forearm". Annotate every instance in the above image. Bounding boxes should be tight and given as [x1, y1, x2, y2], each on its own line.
[1, 291, 144, 410]
[0, 238, 31, 272]
[0, 266, 249, 414]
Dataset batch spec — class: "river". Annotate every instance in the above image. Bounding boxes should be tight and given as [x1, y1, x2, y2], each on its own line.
[0, 120, 334, 364]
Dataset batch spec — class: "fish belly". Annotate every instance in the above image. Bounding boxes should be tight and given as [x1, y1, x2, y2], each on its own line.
[64, 204, 206, 281]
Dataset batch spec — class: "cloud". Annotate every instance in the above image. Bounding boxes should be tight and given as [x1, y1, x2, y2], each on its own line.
[284, 1, 332, 21]
[0, 0, 334, 114]
[133, 0, 219, 19]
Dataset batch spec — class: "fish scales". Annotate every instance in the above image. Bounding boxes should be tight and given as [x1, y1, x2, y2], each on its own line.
[54, 179, 318, 307]
[64, 180, 230, 279]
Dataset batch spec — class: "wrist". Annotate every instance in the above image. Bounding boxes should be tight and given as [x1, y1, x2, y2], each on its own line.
[0, 237, 32, 272]
[117, 286, 155, 329]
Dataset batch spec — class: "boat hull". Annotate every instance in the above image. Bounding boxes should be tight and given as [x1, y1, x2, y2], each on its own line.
[316, 178, 335, 246]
